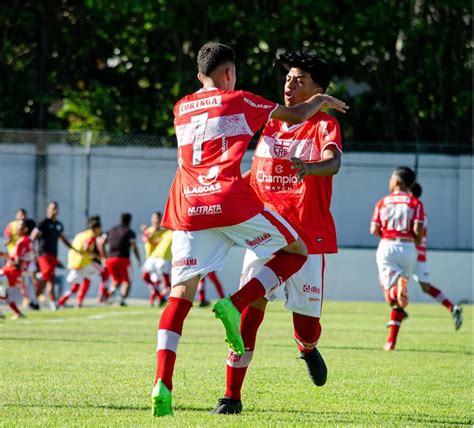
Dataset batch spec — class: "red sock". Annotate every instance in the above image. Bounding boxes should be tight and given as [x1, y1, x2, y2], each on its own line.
[231, 253, 307, 313]
[293, 313, 322, 353]
[58, 283, 80, 306]
[198, 278, 206, 303]
[387, 308, 405, 346]
[98, 283, 110, 301]
[77, 278, 91, 305]
[143, 272, 153, 285]
[424, 285, 454, 311]
[154, 297, 193, 390]
[225, 306, 265, 400]
[162, 273, 171, 290]
[208, 271, 225, 298]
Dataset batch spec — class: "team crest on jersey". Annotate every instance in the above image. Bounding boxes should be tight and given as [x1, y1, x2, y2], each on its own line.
[273, 140, 291, 158]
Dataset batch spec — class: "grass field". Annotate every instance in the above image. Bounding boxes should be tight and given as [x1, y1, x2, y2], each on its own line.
[0, 300, 472, 426]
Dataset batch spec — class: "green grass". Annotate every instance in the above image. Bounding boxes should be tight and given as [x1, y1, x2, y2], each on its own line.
[0, 301, 472, 426]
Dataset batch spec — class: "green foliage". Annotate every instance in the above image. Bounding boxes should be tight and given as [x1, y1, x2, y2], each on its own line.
[0, 301, 472, 425]
[0, 0, 470, 147]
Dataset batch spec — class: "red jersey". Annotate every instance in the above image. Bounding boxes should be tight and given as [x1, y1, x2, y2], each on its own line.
[249, 112, 342, 254]
[162, 88, 277, 231]
[416, 211, 428, 262]
[371, 192, 424, 240]
[10, 235, 33, 271]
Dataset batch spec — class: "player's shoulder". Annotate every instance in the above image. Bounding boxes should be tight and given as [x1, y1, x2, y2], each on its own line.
[312, 111, 340, 127]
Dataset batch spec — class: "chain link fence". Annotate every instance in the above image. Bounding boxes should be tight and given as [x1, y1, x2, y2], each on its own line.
[0, 128, 472, 251]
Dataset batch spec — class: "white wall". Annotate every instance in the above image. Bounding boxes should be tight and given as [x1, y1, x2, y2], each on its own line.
[1, 145, 472, 302]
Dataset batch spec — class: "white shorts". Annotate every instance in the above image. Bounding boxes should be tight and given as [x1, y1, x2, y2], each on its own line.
[171, 208, 298, 286]
[240, 250, 325, 318]
[376, 240, 417, 291]
[66, 263, 103, 284]
[142, 257, 171, 280]
[412, 261, 431, 284]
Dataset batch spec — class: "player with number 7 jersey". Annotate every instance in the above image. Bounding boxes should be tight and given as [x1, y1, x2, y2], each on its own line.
[152, 42, 348, 417]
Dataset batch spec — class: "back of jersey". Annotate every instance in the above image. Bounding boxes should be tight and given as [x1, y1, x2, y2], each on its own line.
[162, 87, 277, 231]
[372, 192, 424, 240]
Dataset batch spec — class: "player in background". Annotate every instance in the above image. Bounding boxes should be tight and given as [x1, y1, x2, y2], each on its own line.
[212, 50, 342, 414]
[151, 41, 348, 416]
[370, 167, 424, 351]
[409, 183, 463, 330]
[30, 201, 76, 310]
[4, 209, 26, 255]
[0, 221, 34, 319]
[57, 217, 103, 308]
[141, 212, 167, 306]
[197, 271, 225, 307]
[98, 213, 141, 306]
[145, 228, 173, 307]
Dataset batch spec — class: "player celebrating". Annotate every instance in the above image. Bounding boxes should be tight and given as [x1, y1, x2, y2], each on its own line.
[31, 201, 76, 310]
[409, 183, 463, 330]
[0, 220, 34, 319]
[211, 50, 343, 414]
[99, 213, 141, 306]
[151, 41, 348, 416]
[57, 217, 103, 308]
[370, 167, 424, 351]
[141, 212, 167, 306]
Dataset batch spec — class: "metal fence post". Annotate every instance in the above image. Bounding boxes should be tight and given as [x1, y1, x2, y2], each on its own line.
[34, 131, 48, 220]
[84, 130, 93, 226]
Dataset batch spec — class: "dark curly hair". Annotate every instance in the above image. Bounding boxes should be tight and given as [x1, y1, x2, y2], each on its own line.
[276, 50, 332, 92]
[197, 42, 235, 76]
[410, 182, 423, 198]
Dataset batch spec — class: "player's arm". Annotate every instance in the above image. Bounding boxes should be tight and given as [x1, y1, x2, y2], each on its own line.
[291, 147, 341, 181]
[130, 239, 141, 265]
[60, 234, 79, 253]
[271, 94, 348, 124]
[96, 234, 107, 260]
[30, 227, 42, 241]
[413, 221, 424, 245]
[370, 222, 382, 237]
[140, 224, 150, 243]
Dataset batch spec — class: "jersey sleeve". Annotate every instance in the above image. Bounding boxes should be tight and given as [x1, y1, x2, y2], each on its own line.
[129, 229, 136, 241]
[240, 91, 278, 133]
[58, 221, 65, 235]
[371, 200, 382, 225]
[414, 199, 425, 223]
[37, 220, 47, 233]
[318, 116, 342, 154]
[4, 224, 11, 239]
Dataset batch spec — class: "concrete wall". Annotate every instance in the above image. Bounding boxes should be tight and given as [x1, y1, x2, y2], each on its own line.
[0, 145, 472, 302]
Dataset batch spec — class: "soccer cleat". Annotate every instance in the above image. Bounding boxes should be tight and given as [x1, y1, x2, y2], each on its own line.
[29, 301, 40, 310]
[452, 305, 463, 331]
[212, 296, 244, 356]
[199, 300, 210, 308]
[151, 379, 173, 417]
[10, 312, 26, 320]
[383, 341, 395, 352]
[396, 277, 409, 308]
[300, 348, 327, 386]
[210, 397, 243, 414]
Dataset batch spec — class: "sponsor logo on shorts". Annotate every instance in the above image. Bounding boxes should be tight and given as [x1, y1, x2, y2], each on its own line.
[183, 182, 222, 197]
[245, 232, 272, 248]
[178, 96, 222, 115]
[303, 284, 321, 294]
[188, 204, 223, 216]
[172, 258, 197, 268]
[308, 297, 321, 302]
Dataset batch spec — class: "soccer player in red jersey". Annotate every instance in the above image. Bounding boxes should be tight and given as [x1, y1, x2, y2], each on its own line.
[99, 213, 141, 306]
[211, 50, 343, 414]
[409, 183, 463, 330]
[31, 201, 76, 310]
[0, 221, 35, 319]
[151, 42, 348, 416]
[370, 167, 424, 351]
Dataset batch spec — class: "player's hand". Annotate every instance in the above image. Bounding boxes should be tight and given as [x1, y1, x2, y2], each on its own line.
[140, 224, 146, 232]
[316, 94, 349, 113]
[291, 157, 309, 181]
